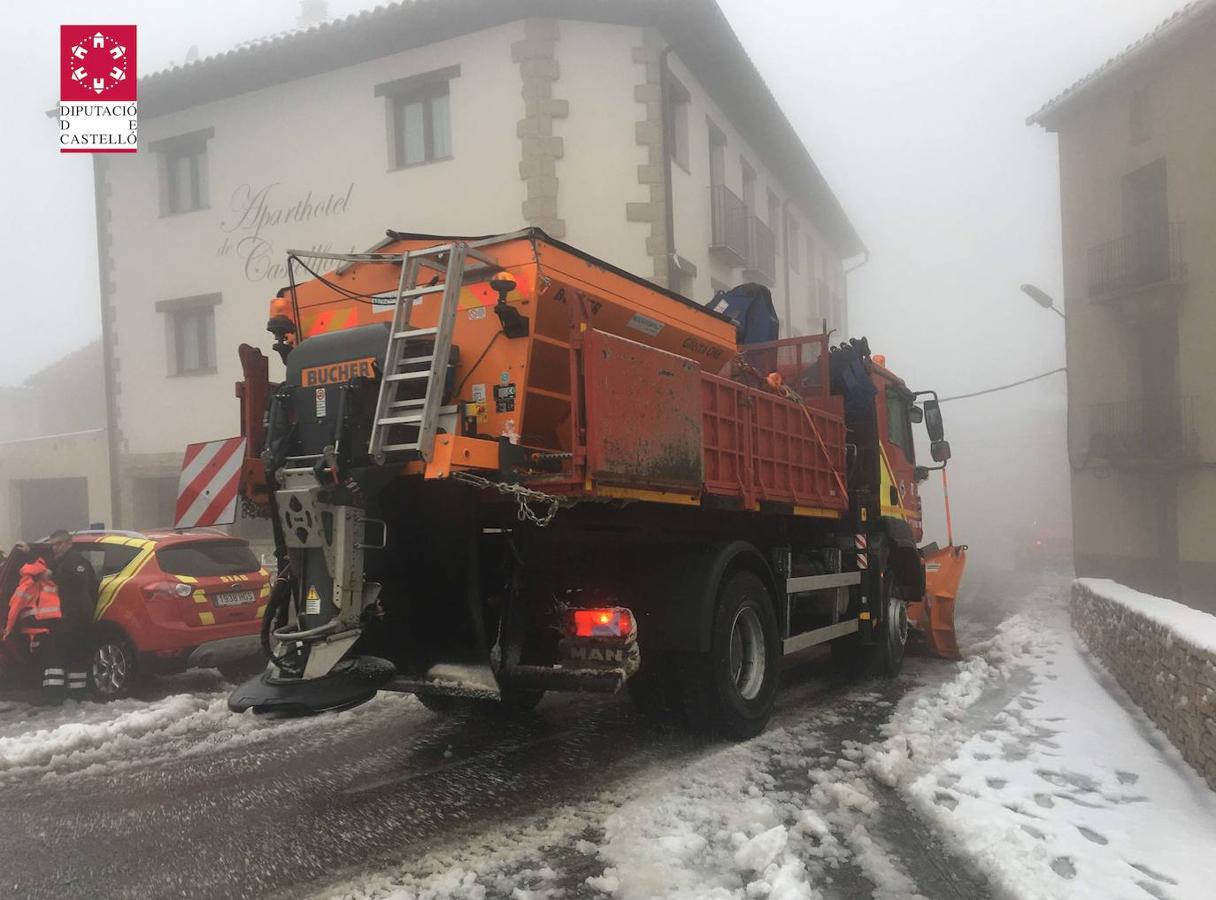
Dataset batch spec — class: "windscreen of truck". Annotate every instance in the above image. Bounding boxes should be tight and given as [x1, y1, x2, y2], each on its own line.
[156, 540, 259, 577]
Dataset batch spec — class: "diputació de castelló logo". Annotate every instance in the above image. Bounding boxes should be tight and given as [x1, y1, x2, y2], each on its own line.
[59, 25, 138, 153]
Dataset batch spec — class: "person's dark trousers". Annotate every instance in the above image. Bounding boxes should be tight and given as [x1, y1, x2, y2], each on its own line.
[35, 629, 67, 705]
[35, 625, 91, 704]
[65, 623, 92, 700]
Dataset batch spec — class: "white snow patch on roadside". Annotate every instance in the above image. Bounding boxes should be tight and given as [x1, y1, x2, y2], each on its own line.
[1077, 577, 1216, 654]
[872, 582, 1216, 899]
[0, 687, 416, 784]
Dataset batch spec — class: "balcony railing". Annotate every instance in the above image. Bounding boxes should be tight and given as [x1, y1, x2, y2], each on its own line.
[1088, 395, 1199, 464]
[710, 184, 749, 266]
[1087, 221, 1186, 300]
[743, 216, 776, 286]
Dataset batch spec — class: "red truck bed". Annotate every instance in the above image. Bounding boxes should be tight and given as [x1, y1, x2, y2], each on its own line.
[570, 329, 848, 518]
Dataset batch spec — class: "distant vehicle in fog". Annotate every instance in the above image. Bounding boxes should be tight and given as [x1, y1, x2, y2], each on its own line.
[1015, 522, 1073, 572]
[1, 530, 270, 698]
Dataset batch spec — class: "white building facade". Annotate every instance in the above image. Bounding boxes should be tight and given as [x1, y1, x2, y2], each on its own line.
[94, 0, 863, 528]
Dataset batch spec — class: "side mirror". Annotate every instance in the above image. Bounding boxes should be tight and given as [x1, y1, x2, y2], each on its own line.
[914, 465, 930, 483]
[909, 405, 924, 424]
[923, 399, 945, 443]
[930, 439, 951, 463]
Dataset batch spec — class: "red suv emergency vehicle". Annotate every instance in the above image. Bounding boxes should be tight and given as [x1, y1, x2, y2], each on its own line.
[1, 530, 270, 698]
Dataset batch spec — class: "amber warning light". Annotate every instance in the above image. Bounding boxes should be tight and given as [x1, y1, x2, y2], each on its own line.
[568, 607, 635, 639]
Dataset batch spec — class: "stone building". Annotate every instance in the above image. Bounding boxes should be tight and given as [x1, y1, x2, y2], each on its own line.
[91, 0, 863, 529]
[1030, 0, 1216, 610]
[0, 340, 110, 548]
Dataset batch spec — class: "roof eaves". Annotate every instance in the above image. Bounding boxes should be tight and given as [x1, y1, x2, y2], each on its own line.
[136, 0, 863, 255]
[1028, 0, 1216, 129]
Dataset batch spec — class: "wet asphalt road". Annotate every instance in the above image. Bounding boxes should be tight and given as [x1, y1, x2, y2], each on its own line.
[0, 565, 1038, 900]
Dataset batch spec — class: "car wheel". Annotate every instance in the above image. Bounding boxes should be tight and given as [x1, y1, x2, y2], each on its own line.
[92, 635, 137, 700]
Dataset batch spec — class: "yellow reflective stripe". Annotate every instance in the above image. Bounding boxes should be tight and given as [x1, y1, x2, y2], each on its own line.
[878, 444, 909, 521]
[94, 544, 156, 620]
[176, 575, 198, 585]
[193, 589, 208, 604]
[198, 611, 215, 625]
[793, 505, 843, 519]
[255, 604, 267, 618]
[594, 484, 700, 506]
[97, 535, 152, 549]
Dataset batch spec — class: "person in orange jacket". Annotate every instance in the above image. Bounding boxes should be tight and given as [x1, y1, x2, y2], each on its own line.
[4, 557, 61, 635]
[13, 530, 98, 704]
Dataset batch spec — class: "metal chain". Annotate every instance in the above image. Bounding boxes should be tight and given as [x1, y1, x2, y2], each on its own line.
[451, 471, 574, 527]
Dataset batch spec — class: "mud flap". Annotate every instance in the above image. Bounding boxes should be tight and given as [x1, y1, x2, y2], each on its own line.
[908, 545, 966, 659]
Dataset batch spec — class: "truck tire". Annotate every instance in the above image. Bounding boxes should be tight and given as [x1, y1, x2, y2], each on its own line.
[830, 563, 908, 678]
[676, 570, 779, 739]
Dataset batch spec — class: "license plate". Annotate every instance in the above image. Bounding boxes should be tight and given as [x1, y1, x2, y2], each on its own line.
[215, 590, 256, 607]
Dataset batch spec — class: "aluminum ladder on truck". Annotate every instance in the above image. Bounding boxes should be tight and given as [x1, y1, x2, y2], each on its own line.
[369, 241, 499, 463]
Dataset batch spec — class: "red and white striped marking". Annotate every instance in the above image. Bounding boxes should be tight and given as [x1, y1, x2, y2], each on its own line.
[175, 437, 247, 528]
[855, 534, 868, 570]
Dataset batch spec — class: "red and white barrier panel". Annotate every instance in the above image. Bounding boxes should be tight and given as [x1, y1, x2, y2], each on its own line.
[174, 437, 247, 528]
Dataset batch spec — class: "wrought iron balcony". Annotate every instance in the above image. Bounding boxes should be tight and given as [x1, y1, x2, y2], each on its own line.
[709, 184, 749, 267]
[1088, 395, 1199, 465]
[743, 216, 777, 286]
[1087, 222, 1186, 301]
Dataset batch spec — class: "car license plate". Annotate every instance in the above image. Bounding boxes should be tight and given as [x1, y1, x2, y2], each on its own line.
[215, 590, 256, 607]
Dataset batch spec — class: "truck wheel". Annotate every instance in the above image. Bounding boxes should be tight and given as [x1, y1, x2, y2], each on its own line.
[679, 570, 779, 739]
[830, 564, 907, 678]
[876, 572, 909, 676]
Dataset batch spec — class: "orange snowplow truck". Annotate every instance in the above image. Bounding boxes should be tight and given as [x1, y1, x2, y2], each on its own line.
[225, 229, 965, 736]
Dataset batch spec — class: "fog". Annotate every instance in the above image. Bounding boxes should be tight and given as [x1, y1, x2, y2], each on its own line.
[0, 0, 1185, 564]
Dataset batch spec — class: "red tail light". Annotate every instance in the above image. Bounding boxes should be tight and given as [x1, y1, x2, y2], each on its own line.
[568, 607, 635, 639]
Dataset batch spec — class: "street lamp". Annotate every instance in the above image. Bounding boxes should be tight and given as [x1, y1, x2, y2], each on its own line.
[1019, 283, 1066, 319]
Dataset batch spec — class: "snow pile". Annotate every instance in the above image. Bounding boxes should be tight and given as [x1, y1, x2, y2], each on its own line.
[329, 697, 931, 900]
[0, 682, 413, 784]
[592, 745, 820, 900]
[863, 613, 1038, 788]
[1076, 577, 1216, 654]
[888, 584, 1216, 899]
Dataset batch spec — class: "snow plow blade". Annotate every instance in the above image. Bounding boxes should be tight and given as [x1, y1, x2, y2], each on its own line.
[910, 545, 966, 659]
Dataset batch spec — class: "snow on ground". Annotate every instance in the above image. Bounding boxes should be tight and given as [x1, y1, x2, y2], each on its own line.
[1076, 577, 1216, 654]
[0, 670, 415, 784]
[325, 578, 1216, 900]
[875, 582, 1216, 899]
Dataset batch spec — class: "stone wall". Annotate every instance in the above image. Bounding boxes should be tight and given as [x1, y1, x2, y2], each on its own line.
[1072, 578, 1216, 789]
